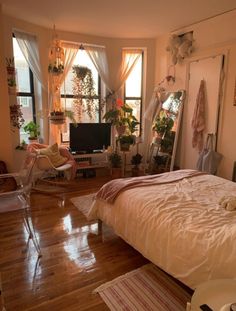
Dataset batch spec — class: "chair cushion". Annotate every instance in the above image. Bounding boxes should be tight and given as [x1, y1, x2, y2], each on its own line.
[38, 143, 67, 167]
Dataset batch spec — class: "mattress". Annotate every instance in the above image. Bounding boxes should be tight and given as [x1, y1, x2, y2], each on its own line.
[88, 173, 236, 289]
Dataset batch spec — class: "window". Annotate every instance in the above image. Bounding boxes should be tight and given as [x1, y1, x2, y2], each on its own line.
[12, 37, 36, 142]
[124, 52, 143, 135]
[61, 49, 102, 142]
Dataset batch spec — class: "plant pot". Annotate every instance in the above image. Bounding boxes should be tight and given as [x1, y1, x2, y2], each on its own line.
[120, 143, 130, 152]
[111, 167, 122, 179]
[28, 137, 38, 143]
[49, 112, 66, 125]
[132, 166, 145, 177]
[7, 66, 16, 75]
[8, 86, 17, 95]
[132, 166, 140, 177]
[116, 125, 126, 136]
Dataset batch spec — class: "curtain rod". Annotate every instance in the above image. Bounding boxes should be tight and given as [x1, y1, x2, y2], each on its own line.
[171, 8, 236, 33]
[61, 40, 106, 49]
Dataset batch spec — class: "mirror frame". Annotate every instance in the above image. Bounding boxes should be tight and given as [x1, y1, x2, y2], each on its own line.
[148, 89, 185, 172]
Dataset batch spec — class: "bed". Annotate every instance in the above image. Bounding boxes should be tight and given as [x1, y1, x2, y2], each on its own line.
[87, 169, 236, 289]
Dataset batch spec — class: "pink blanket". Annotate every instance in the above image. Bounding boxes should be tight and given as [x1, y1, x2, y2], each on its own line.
[96, 169, 205, 204]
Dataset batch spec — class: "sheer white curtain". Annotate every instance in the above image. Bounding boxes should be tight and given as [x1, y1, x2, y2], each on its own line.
[84, 45, 111, 93]
[85, 46, 142, 98]
[49, 43, 78, 144]
[116, 49, 142, 92]
[14, 30, 48, 142]
[14, 30, 45, 88]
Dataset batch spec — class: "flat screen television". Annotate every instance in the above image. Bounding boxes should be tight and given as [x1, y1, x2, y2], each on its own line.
[70, 123, 111, 154]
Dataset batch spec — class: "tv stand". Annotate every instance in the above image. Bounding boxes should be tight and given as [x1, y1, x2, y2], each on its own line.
[72, 152, 109, 177]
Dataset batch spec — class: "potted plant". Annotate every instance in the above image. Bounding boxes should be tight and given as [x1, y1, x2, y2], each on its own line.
[10, 104, 25, 129]
[153, 109, 174, 140]
[131, 153, 143, 176]
[108, 152, 122, 179]
[49, 110, 66, 125]
[15, 140, 27, 150]
[103, 99, 139, 137]
[119, 135, 135, 152]
[23, 121, 40, 142]
[153, 154, 170, 174]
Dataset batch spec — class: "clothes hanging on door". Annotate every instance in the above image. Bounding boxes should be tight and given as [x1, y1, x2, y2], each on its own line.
[191, 80, 206, 152]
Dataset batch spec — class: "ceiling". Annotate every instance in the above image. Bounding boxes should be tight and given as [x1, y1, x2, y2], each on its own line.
[1, 0, 236, 38]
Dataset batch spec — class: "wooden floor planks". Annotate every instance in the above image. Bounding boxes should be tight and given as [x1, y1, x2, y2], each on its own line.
[0, 176, 148, 310]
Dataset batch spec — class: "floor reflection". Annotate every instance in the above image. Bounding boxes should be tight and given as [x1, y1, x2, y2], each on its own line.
[63, 219, 99, 268]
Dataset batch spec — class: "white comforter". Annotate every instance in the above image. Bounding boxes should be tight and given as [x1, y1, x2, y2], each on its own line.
[88, 173, 236, 289]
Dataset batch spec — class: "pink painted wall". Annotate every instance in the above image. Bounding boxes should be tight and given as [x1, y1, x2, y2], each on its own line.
[154, 10, 236, 179]
[0, 5, 14, 171]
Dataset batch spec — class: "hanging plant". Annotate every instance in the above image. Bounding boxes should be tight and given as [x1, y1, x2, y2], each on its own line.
[72, 65, 98, 121]
[10, 104, 25, 129]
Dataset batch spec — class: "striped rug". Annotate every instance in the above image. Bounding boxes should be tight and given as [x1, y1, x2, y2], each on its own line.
[94, 263, 192, 311]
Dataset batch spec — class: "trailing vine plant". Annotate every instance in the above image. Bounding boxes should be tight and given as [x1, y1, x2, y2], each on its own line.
[72, 65, 98, 121]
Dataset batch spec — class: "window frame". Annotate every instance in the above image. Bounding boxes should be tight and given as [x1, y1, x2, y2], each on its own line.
[60, 49, 103, 143]
[124, 51, 144, 136]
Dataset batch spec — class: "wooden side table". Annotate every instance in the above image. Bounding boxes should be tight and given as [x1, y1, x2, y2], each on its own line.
[189, 279, 236, 311]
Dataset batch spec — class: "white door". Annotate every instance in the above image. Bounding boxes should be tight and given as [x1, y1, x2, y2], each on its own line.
[181, 55, 223, 169]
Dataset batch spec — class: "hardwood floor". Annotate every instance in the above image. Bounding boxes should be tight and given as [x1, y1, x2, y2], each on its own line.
[0, 176, 148, 310]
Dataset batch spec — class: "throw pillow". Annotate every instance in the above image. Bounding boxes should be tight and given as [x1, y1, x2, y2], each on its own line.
[39, 143, 67, 167]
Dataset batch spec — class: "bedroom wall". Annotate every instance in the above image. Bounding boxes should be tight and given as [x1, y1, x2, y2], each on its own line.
[1, 14, 155, 171]
[154, 10, 236, 180]
[0, 5, 14, 171]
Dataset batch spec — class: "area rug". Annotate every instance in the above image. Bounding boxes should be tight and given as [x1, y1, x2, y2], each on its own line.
[94, 263, 192, 311]
[70, 193, 95, 217]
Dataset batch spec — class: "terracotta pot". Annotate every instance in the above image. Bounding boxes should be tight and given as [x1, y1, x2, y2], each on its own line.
[7, 66, 16, 75]
[120, 143, 130, 152]
[111, 167, 122, 179]
[116, 125, 126, 136]
[132, 166, 145, 177]
[28, 137, 39, 143]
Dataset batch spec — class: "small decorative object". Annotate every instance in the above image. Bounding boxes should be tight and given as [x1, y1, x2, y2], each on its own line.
[166, 32, 193, 65]
[49, 110, 66, 125]
[23, 121, 40, 141]
[72, 65, 97, 120]
[108, 152, 122, 179]
[10, 104, 25, 129]
[6, 57, 17, 94]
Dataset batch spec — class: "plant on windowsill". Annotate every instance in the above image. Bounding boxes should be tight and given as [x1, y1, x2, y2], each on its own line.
[23, 121, 40, 142]
[108, 152, 122, 179]
[15, 140, 27, 150]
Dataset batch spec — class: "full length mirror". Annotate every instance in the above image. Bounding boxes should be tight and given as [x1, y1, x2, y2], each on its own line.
[148, 90, 185, 173]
